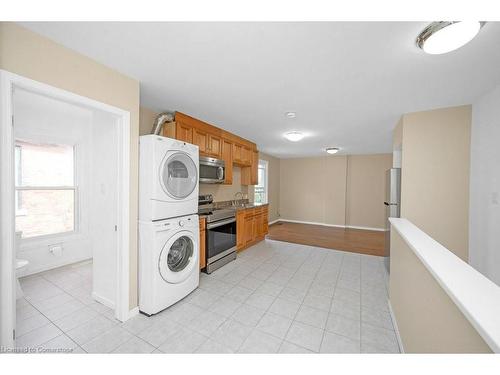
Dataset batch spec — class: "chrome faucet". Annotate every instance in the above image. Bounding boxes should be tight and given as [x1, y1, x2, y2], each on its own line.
[233, 191, 244, 206]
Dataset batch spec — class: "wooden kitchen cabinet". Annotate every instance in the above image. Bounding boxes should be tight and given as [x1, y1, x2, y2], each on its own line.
[163, 112, 259, 183]
[241, 150, 259, 186]
[236, 210, 246, 250]
[244, 208, 255, 245]
[221, 139, 233, 184]
[236, 205, 269, 252]
[233, 143, 252, 167]
[254, 207, 264, 238]
[176, 122, 193, 144]
[199, 217, 206, 270]
[207, 134, 222, 158]
[262, 206, 269, 234]
[162, 121, 194, 144]
[193, 129, 208, 155]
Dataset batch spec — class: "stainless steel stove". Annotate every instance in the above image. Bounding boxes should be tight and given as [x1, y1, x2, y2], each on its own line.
[199, 195, 237, 273]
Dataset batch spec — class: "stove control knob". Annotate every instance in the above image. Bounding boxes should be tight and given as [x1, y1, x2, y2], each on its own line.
[178, 220, 184, 227]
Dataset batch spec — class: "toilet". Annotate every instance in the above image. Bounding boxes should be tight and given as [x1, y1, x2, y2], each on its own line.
[15, 231, 28, 299]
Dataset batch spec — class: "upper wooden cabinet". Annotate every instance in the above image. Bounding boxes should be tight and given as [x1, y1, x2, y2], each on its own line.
[207, 134, 222, 158]
[233, 143, 252, 167]
[162, 112, 259, 185]
[241, 150, 258, 186]
[176, 122, 193, 144]
[221, 139, 233, 185]
[193, 128, 208, 154]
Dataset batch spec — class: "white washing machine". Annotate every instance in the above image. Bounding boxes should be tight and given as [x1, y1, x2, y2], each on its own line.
[139, 135, 199, 221]
[139, 214, 199, 315]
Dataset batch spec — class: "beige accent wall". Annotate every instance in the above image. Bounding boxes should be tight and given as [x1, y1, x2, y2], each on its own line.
[389, 229, 491, 353]
[0, 23, 140, 309]
[279, 156, 347, 226]
[139, 106, 158, 136]
[346, 154, 393, 229]
[399, 105, 471, 261]
[259, 152, 280, 223]
[279, 154, 391, 229]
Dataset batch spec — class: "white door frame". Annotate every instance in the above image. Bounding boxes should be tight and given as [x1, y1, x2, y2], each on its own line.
[0, 70, 133, 348]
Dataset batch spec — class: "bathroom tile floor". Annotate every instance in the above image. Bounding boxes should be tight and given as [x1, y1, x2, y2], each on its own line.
[14, 239, 400, 354]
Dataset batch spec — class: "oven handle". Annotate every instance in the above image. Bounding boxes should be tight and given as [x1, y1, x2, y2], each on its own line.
[206, 217, 236, 229]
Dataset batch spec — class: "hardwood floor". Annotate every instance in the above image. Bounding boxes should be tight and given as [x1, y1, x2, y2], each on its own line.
[266, 221, 386, 257]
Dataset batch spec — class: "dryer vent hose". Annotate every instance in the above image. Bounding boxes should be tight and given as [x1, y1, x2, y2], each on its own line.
[152, 111, 175, 135]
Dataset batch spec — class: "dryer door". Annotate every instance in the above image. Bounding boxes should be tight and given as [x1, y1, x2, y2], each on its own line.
[159, 152, 198, 199]
[158, 231, 198, 284]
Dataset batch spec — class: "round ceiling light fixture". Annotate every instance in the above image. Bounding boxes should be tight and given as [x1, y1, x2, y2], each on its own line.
[326, 147, 339, 154]
[284, 131, 305, 142]
[285, 111, 296, 119]
[416, 21, 485, 55]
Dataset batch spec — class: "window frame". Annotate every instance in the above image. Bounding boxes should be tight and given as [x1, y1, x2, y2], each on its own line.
[255, 159, 269, 204]
[14, 139, 80, 242]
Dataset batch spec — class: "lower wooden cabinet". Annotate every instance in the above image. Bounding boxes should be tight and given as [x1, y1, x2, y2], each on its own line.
[199, 217, 206, 269]
[236, 205, 269, 251]
[262, 206, 269, 235]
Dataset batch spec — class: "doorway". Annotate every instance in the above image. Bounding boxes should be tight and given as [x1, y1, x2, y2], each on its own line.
[0, 70, 132, 349]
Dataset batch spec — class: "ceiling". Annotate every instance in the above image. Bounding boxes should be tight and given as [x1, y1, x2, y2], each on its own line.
[20, 22, 500, 158]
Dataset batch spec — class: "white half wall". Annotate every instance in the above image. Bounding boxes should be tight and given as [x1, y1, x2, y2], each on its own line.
[469, 84, 500, 286]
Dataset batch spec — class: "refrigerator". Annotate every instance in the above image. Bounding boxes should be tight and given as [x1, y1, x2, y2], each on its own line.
[384, 168, 401, 273]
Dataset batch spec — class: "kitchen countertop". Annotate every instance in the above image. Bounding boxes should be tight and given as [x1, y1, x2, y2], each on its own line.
[232, 202, 269, 210]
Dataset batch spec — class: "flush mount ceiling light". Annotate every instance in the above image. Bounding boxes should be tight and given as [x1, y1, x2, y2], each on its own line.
[326, 147, 339, 154]
[285, 112, 296, 119]
[416, 21, 485, 55]
[284, 131, 304, 142]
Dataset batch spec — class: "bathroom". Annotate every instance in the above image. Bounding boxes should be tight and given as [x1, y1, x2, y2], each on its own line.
[13, 87, 123, 349]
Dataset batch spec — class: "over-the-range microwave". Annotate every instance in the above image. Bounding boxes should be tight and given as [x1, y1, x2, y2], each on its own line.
[199, 156, 225, 184]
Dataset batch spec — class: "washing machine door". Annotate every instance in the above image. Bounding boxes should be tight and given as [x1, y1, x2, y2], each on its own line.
[159, 151, 198, 200]
[158, 231, 198, 284]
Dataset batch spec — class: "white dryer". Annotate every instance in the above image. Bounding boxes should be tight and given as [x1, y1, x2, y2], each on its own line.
[138, 214, 199, 315]
[139, 135, 199, 221]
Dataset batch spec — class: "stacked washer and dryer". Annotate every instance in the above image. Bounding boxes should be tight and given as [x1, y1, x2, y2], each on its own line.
[138, 135, 200, 315]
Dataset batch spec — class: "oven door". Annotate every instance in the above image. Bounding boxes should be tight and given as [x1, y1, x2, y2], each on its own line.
[199, 160, 225, 184]
[206, 218, 237, 263]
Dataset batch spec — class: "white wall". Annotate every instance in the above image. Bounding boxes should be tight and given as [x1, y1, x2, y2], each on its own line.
[14, 88, 93, 274]
[89, 110, 119, 307]
[469, 84, 500, 286]
[14, 88, 120, 309]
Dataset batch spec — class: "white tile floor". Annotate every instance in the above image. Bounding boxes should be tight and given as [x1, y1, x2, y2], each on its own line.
[15, 239, 400, 354]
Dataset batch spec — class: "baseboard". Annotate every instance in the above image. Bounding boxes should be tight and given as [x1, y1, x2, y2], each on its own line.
[277, 218, 386, 232]
[19, 256, 93, 277]
[346, 225, 387, 232]
[268, 219, 280, 225]
[92, 291, 115, 310]
[278, 218, 345, 228]
[127, 306, 139, 320]
[388, 300, 405, 353]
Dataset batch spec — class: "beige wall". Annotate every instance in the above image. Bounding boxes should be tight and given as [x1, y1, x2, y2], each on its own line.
[389, 229, 491, 353]
[279, 156, 347, 226]
[0, 23, 141, 309]
[279, 154, 391, 229]
[139, 106, 158, 136]
[400, 105, 471, 261]
[259, 152, 280, 222]
[346, 154, 393, 229]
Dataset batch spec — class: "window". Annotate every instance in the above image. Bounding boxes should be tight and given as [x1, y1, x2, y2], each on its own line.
[15, 140, 77, 239]
[254, 160, 268, 204]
